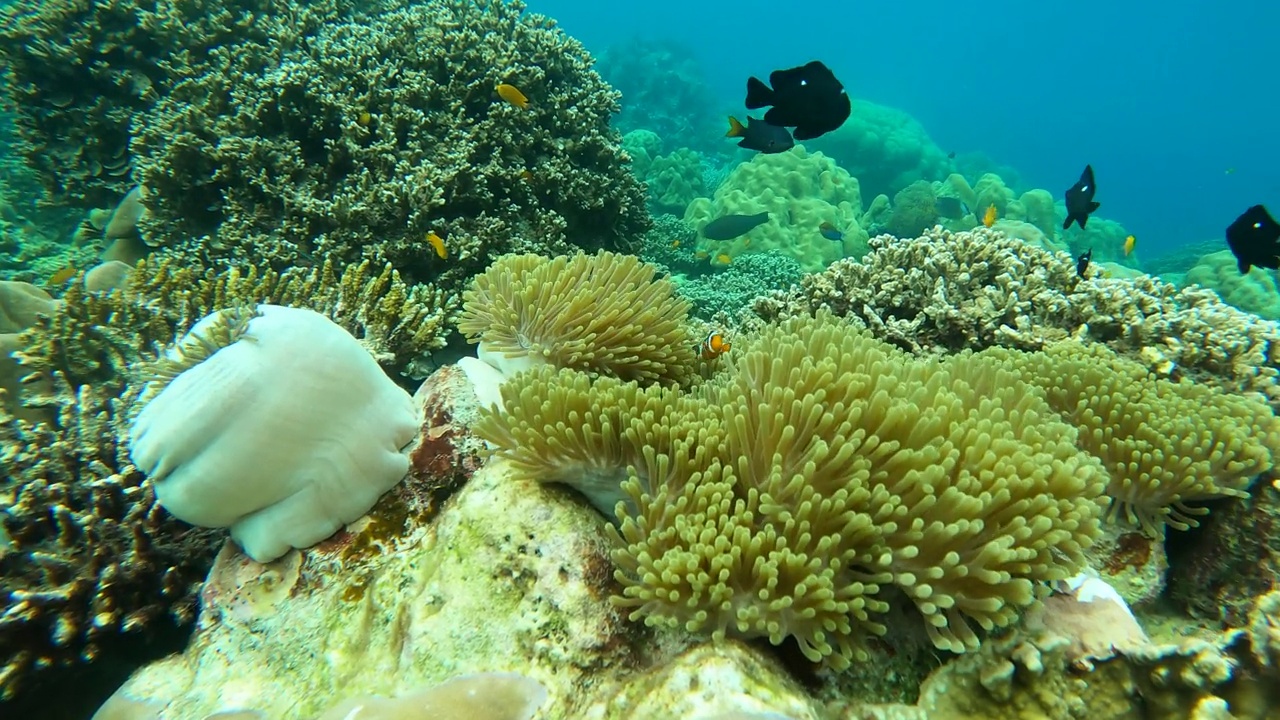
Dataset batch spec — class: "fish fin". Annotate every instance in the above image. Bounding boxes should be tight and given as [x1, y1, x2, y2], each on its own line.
[792, 126, 818, 141]
[1239, 257, 1253, 274]
[745, 77, 773, 109]
[1089, 201, 1101, 212]
[1062, 215, 1074, 230]
[726, 116, 746, 137]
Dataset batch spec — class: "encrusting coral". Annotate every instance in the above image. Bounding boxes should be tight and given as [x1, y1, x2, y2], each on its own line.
[458, 250, 697, 386]
[477, 311, 1107, 667]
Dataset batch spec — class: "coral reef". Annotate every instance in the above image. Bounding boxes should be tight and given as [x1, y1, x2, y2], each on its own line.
[754, 227, 1280, 405]
[0, 0, 365, 209]
[596, 38, 720, 155]
[477, 311, 1107, 667]
[644, 148, 708, 215]
[685, 147, 868, 272]
[806, 99, 953, 201]
[0, 0, 649, 290]
[1184, 249, 1280, 320]
[458, 250, 696, 385]
[132, 0, 647, 287]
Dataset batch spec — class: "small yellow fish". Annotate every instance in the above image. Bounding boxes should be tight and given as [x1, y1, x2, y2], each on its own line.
[982, 204, 998, 228]
[357, 111, 372, 127]
[426, 231, 447, 259]
[496, 83, 529, 110]
[670, 240, 680, 248]
[694, 250, 709, 260]
[1123, 234, 1136, 257]
[715, 252, 731, 265]
[743, 238, 751, 247]
[520, 169, 534, 183]
[47, 265, 76, 285]
[1225, 167, 1236, 175]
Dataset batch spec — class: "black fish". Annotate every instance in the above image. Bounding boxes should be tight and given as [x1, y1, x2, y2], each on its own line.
[947, 150, 956, 159]
[1226, 204, 1280, 274]
[935, 196, 966, 220]
[725, 115, 794, 154]
[745, 61, 851, 141]
[1075, 248, 1092, 279]
[1062, 164, 1100, 230]
[702, 212, 769, 241]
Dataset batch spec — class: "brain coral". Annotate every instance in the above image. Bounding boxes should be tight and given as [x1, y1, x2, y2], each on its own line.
[684, 147, 868, 272]
[477, 311, 1106, 667]
[1184, 250, 1280, 320]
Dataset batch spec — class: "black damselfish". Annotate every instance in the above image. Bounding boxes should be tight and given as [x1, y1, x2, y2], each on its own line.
[1063, 165, 1100, 230]
[1075, 248, 1092, 279]
[745, 61, 850, 141]
[725, 115, 794, 154]
[1226, 204, 1280, 274]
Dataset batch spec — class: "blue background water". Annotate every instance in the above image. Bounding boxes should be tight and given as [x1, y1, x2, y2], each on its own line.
[529, 0, 1279, 256]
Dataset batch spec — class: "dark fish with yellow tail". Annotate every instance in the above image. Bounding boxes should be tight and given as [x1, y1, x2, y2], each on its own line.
[725, 115, 794, 154]
[745, 60, 850, 141]
[1226, 204, 1280, 274]
[818, 221, 843, 241]
[1063, 164, 1100, 230]
[702, 212, 769, 241]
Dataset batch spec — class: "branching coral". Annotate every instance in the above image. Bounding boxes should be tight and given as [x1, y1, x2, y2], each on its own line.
[0, 0, 368, 209]
[0, 374, 222, 700]
[458, 250, 696, 386]
[126, 0, 647, 287]
[477, 311, 1106, 666]
[977, 342, 1280, 536]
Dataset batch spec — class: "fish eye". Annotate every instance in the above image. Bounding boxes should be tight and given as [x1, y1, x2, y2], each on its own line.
[1255, 222, 1264, 229]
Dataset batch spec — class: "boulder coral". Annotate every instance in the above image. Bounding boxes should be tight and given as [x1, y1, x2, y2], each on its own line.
[806, 99, 953, 201]
[1184, 249, 1280, 320]
[684, 147, 868, 272]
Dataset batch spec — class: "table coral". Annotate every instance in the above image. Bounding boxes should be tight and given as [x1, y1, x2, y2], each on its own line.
[128, 0, 647, 289]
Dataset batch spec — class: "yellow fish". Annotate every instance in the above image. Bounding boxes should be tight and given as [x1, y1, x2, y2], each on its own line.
[1123, 234, 1136, 257]
[47, 265, 76, 285]
[694, 250, 709, 260]
[670, 240, 680, 248]
[426, 231, 447, 259]
[496, 83, 529, 110]
[714, 253, 731, 265]
[982, 204, 998, 228]
[357, 111, 373, 127]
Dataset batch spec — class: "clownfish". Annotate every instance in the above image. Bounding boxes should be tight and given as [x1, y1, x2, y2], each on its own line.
[699, 331, 731, 360]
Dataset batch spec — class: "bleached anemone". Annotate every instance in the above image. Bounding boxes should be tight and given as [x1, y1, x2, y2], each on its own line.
[129, 304, 420, 563]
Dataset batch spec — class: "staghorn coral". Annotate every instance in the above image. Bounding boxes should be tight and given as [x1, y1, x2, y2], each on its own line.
[477, 311, 1106, 667]
[0, 0, 370, 210]
[978, 342, 1280, 536]
[0, 374, 222, 700]
[129, 0, 647, 288]
[754, 226, 1280, 405]
[458, 250, 696, 386]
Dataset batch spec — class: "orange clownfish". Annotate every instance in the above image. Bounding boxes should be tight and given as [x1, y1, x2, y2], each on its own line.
[982, 203, 998, 228]
[1123, 234, 1136, 256]
[496, 83, 529, 110]
[699, 331, 731, 360]
[426, 231, 447, 259]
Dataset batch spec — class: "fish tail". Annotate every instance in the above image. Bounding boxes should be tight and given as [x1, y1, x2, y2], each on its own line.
[726, 116, 746, 137]
[1089, 201, 1101, 212]
[1062, 216, 1075, 230]
[745, 77, 773, 108]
